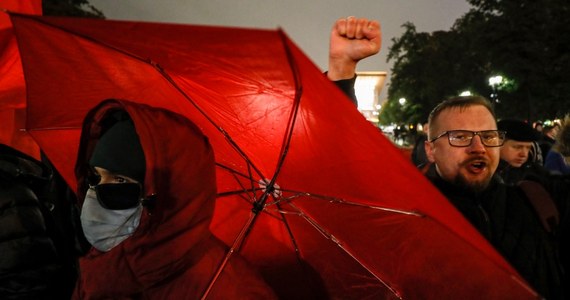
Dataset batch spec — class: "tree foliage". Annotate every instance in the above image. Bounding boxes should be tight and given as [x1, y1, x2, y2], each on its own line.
[384, 0, 570, 124]
[43, 0, 104, 18]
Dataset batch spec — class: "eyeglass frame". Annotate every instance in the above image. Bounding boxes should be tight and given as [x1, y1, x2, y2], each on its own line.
[428, 130, 506, 147]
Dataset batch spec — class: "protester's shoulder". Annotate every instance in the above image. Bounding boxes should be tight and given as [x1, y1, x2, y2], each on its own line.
[500, 183, 549, 225]
[0, 144, 51, 184]
[1, 146, 44, 205]
[544, 151, 568, 171]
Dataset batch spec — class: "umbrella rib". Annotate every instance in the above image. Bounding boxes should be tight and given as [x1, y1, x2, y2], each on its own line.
[26, 126, 82, 131]
[216, 163, 252, 179]
[276, 199, 304, 254]
[215, 162, 263, 201]
[247, 30, 304, 213]
[202, 210, 261, 300]
[287, 201, 403, 298]
[264, 189, 424, 217]
[273, 29, 302, 178]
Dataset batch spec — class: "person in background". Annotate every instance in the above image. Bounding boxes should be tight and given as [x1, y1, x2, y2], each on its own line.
[494, 119, 564, 260]
[545, 115, 570, 175]
[534, 121, 544, 134]
[540, 123, 561, 158]
[496, 119, 548, 185]
[411, 122, 430, 169]
[531, 122, 546, 165]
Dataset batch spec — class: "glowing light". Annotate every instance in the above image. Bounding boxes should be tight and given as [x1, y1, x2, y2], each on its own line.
[488, 75, 503, 86]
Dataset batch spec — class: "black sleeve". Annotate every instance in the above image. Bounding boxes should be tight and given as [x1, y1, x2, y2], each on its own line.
[324, 72, 358, 106]
[0, 145, 78, 300]
[0, 178, 62, 300]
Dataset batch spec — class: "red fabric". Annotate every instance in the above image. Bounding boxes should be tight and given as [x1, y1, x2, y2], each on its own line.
[0, 0, 41, 29]
[11, 14, 540, 299]
[0, 0, 42, 159]
[73, 100, 276, 299]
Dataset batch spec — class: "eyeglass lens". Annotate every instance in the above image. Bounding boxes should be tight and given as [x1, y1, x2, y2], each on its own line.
[448, 130, 503, 146]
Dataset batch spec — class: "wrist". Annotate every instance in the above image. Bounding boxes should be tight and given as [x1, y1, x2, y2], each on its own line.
[327, 57, 357, 80]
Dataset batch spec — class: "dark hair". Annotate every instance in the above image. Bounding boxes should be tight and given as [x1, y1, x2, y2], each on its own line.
[427, 96, 495, 139]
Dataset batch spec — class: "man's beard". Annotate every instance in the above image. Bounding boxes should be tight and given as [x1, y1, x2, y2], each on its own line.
[452, 171, 492, 194]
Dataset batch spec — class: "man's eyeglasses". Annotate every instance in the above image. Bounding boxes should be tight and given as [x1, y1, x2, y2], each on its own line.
[429, 130, 506, 147]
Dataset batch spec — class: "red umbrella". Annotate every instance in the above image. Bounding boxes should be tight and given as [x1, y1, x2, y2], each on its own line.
[10, 13, 539, 299]
[0, 0, 42, 158]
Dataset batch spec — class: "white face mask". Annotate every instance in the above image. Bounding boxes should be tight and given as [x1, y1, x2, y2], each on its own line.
[80, 188, 142, 252]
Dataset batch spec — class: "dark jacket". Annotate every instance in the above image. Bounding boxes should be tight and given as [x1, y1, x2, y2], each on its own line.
[497, 159, 554, 186]
[0, 144, 76, 300]
[545, 150, 570, 175]
[540, 135, 556, 159]
[411, 133, 429, 167]
[426, 165, 567, 299]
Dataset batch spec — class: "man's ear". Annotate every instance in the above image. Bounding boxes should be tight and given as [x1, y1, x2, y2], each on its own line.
[425, 140, 436, 163]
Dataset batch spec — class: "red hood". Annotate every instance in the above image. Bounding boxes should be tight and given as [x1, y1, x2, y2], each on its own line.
[75, 99, 217, 289]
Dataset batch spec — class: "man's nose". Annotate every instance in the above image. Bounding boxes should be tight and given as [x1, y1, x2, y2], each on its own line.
[468, 135, 486, 153]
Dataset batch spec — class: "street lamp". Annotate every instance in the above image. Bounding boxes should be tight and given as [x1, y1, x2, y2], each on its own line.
[488, 75, 503, 103]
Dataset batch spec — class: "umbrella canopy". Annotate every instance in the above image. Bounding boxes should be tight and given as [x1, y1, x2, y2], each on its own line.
[0, 0, 41, 158]
[10, 13, 539, 299]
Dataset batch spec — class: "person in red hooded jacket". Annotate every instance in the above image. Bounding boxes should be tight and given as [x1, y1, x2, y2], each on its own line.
[72, 99, 277, 299]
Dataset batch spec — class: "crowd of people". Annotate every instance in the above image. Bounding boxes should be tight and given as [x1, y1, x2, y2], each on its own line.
[1, 14, 569, 299]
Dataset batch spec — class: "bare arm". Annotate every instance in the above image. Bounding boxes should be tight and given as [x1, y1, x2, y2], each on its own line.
[327, 16, 381, 81]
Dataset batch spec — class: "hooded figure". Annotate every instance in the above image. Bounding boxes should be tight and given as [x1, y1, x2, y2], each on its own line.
[73, 99, 276, 299]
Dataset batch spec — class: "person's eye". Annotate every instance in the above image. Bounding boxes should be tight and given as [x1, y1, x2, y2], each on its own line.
[113, 176, 128, 183]
[452, 133, 469, 141]
[481, 133, 498, 141]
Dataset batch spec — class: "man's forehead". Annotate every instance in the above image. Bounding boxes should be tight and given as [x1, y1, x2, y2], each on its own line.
[434, 105, 497, 131]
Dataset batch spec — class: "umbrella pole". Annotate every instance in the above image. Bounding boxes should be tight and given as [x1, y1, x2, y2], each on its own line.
[200, 194, 269, 300]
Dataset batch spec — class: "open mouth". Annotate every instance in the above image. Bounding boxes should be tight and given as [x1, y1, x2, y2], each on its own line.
[467, 160, 487, 173]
